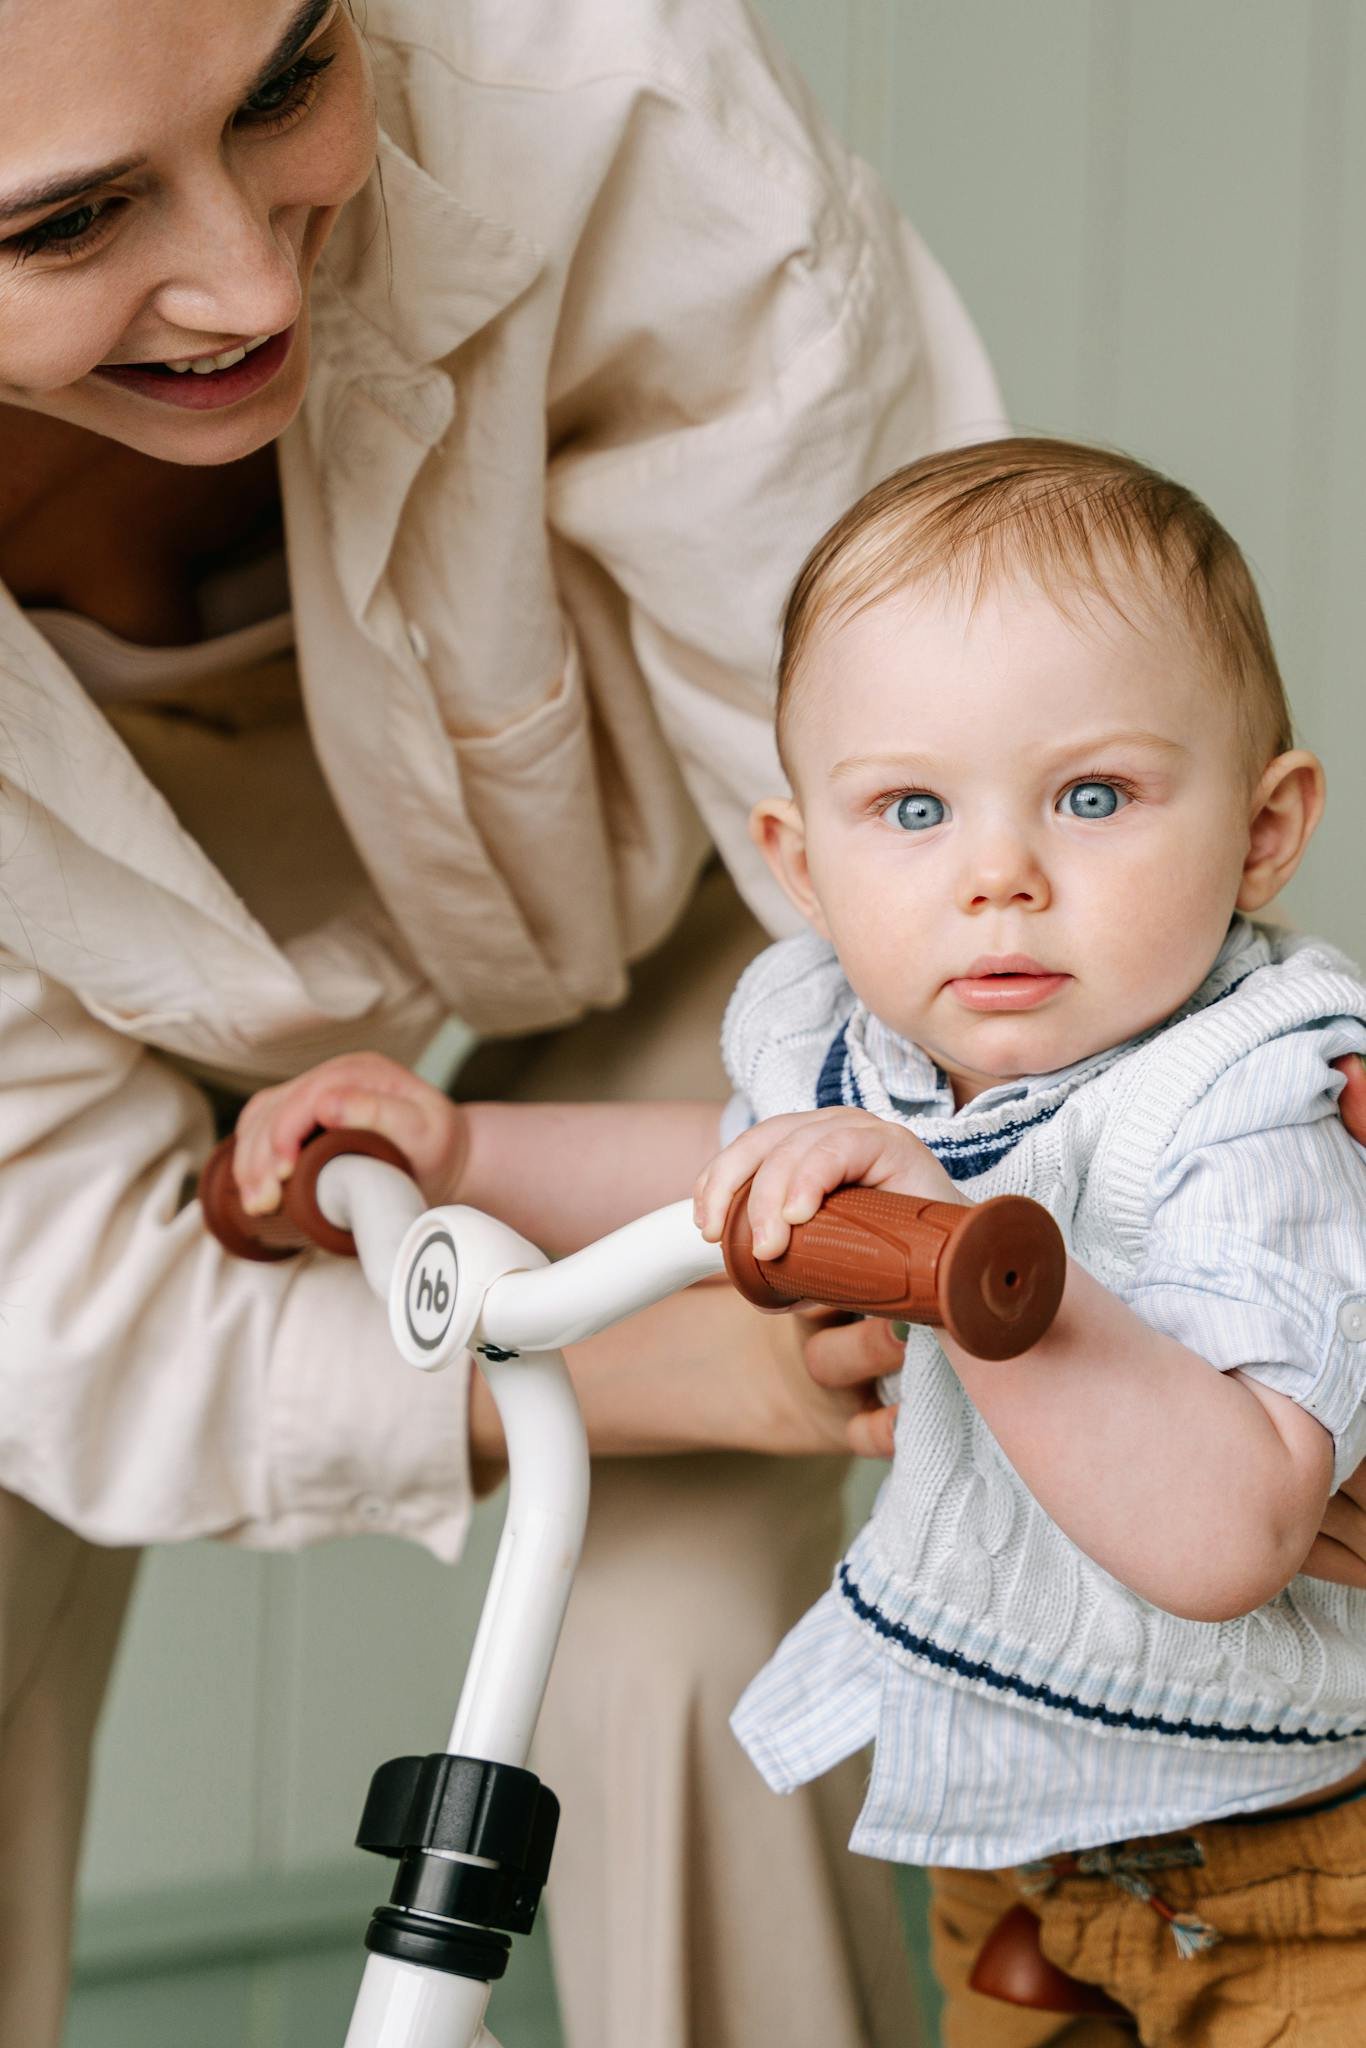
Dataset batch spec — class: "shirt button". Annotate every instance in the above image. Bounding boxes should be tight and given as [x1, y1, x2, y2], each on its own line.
[1338, 1298, 1366, 1343]
[406, 620, 430, 662]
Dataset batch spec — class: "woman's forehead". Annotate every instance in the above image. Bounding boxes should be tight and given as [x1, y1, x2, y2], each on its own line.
[0, 0, 320, 173]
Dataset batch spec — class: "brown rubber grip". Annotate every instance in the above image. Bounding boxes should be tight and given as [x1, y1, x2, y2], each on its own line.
[721, 1183, 1065, 1361]
[199, 1127, 418, 1263]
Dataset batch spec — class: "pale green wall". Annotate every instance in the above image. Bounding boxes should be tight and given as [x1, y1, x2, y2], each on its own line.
[71, 5, 1366, 2042]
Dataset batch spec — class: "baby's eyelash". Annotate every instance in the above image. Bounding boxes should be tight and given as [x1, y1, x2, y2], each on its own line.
[1067, 771, 1141, 799]
[866, 785, 940, 818]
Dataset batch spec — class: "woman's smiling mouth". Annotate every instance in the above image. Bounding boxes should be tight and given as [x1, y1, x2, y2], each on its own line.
[90, 325, 294, 409]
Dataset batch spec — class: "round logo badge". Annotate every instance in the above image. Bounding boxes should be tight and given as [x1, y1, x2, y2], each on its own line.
[403, 1229, 459, 1353]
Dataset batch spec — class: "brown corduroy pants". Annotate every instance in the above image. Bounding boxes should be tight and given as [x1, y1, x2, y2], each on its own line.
[930, 1788, 1366, 2047]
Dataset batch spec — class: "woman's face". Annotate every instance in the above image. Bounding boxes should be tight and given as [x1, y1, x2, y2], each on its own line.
[0, 0, 376, 465]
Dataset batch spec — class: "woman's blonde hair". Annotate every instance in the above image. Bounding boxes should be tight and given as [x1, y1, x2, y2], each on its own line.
[777, 436, 1293, 774]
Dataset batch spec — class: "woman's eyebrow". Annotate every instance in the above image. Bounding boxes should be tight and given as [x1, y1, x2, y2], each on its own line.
[0, 162, 144, 225]
[0, 0, 334, 226]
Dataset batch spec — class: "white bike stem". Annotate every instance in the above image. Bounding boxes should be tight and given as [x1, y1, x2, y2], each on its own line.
[324, 1182, 720, 2048]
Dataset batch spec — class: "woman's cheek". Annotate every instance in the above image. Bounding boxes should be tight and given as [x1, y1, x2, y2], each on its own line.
[304, 34, 377, 210]
[0, 283, 136, 395]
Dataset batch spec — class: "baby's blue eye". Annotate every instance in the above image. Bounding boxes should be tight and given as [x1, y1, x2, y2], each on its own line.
[1060, 780, 1127, 820]
[884, 792, 947, 832]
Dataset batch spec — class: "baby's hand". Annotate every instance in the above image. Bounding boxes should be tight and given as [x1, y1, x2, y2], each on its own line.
[693, 1106, 961, 1260]
[231, 1052, 468, 1214]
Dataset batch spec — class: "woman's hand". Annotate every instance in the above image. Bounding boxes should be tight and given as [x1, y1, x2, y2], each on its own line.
[468, 1281, 901, 1469]
[693, 1106, 960, 1259]
[1335, 1053, 1366, 1146]
[232, 1052, 468, 1213]
[1300, 1463, 1366, 1590]
[797, 1309, 902, 1458]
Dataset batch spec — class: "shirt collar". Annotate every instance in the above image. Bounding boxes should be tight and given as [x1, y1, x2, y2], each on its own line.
[308, 126, 543, 383]
[861, 917, 1269, 1122]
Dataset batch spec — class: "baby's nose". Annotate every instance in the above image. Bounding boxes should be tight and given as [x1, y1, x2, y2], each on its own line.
[958, 828, 1051, 912]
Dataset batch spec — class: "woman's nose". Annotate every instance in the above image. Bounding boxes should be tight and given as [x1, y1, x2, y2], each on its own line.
[957, 824, 1051, 914]
[152, 177, 303, 345]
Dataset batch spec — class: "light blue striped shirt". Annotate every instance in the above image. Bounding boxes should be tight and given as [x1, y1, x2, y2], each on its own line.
[728, 921, 1366, 1865]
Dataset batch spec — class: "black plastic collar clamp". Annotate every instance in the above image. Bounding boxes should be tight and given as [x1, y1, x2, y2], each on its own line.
[357, 1754, 560, 1981]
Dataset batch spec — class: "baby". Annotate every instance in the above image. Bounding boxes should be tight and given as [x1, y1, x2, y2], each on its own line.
[231, 439, 1366, 2041]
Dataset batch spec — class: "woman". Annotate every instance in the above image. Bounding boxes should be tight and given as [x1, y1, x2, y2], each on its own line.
[0, 1, 1003, 2043]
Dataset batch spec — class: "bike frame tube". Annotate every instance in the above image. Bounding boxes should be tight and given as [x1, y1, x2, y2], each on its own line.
[319, 1167, 726, 2048]
[344, 1951, 498, 2048]
[445, 1343, 588, 1765]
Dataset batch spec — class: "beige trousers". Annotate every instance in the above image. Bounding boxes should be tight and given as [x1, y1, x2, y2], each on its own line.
[0, 866, 920, 2046]
[0, 1492, 138, 2048]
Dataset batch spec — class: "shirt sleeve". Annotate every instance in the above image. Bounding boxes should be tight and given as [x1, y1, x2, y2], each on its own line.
[543, 32, 1005, 936]
[0, 959, 473, 1559]
[1127, 1020, 1366, 1488]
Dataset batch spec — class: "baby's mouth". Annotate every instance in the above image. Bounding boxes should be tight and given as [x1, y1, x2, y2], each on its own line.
[948, 958, 1072, 1012]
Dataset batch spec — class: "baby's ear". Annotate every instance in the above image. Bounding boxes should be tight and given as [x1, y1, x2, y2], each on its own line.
[749, 797, 831, 938]
[1236, 749, 1326, 913]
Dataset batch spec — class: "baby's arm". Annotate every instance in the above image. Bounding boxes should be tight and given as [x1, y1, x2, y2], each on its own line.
[698, 1106, 1337, 1624]
[231, 1052, 723, 1258]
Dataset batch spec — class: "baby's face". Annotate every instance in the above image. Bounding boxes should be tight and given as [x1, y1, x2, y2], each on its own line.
[775, 579, 1262, 1104]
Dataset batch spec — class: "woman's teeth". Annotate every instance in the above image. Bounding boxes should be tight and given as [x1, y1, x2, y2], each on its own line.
[162, 335, 272, 374]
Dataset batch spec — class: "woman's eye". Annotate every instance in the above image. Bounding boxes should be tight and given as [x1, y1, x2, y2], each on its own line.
[239, 51, 335, 127]
[882, 792, 948, 832]
[1059, 780, 1129, 820]
[10, 199, 112, 262]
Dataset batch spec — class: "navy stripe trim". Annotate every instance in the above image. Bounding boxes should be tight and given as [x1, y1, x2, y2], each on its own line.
[816, 1023, 864, 1110]
[934, 1148, 1013, 1185]
[925, 1096, 1066, 1154]
[814, 1025, 846, 1107]
[837, 1564, 1366, 1748]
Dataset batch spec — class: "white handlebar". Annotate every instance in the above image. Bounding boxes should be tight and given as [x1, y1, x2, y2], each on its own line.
[480, 1200, 725, 1354]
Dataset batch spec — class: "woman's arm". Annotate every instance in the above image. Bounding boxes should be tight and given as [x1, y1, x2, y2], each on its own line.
[0, 959, 475, 1558]
[469, 1280, 880, 1471]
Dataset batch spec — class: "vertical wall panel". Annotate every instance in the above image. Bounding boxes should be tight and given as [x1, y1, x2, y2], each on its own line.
[1281, 0, 1366, 960]
[82, 1548, 267, 1897]
[1105, 3, 1312, 608]
[879, 0, 1097, 431]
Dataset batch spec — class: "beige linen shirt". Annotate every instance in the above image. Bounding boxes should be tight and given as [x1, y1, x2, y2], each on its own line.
[0, 0, 1002, 1557]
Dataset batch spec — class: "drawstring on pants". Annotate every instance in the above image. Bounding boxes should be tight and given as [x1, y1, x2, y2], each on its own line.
[1016, 1838, 1222, 1959]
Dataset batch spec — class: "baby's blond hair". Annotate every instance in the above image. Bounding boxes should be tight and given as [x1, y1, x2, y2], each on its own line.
[777, 437, 1293, 777]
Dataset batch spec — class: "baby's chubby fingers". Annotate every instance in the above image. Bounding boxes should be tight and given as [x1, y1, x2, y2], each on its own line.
[741, 1124, 878, 1258]
[693, 1107, 956, 1257]
[692, 1110, 847, 1246]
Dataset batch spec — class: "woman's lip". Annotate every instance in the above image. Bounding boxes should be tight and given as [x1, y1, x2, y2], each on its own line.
[948, 972, 1071, 1013]
[89, 324, 295, 410]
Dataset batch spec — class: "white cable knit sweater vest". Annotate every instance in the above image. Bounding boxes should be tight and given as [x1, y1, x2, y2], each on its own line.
[723, 926, 1366, 1751]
